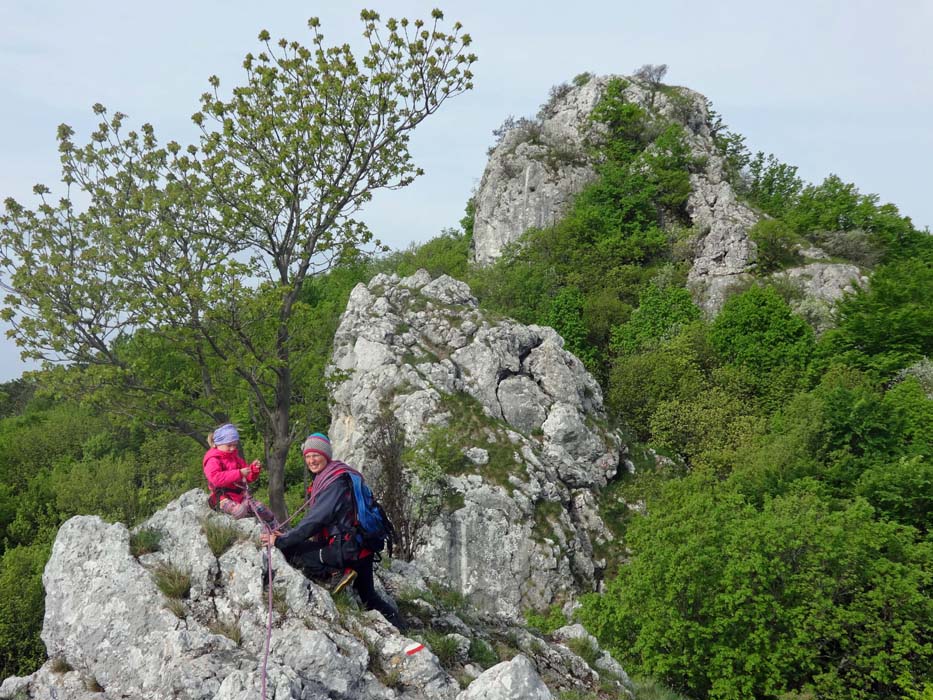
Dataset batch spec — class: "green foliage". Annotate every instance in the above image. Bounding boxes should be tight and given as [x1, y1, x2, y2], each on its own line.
[404, 426, 467, 481]
[421, 630, 461, 669]
[608, 323, 710, 441]
[0, 544, 48, 678]
[631, 676, 693, 700]
[152, 562, 191, 599]
[545, 287, 598, 371]
[649, 385, 763, 474]
[817, 259, 933, 375]
[748, 219, 802, 272]
[710, 285, 813, 406]
[610, 275, 700, 356]
[745, 152, 803, 219]
[711, 286, 813, 375]
[381, 228, 471, 281]
[525, 603, 568, 634]
[468, 637, 499, 669]
[130, 528, 163, 557]
[582, 477, 933, 700]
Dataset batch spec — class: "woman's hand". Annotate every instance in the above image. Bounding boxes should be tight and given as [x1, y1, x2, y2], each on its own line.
[260, 530, 280, 546]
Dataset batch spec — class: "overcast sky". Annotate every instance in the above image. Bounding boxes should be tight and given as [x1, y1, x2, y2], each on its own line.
[1, 0, 931, 381]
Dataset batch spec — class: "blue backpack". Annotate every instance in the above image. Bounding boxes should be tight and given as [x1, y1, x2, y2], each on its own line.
[346, 471, 395, 556]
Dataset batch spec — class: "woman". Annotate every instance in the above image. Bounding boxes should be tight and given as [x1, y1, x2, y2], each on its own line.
[260, 433, 402, 628]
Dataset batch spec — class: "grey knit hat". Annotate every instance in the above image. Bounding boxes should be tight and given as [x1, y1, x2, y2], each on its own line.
[301, 432, 332, 460]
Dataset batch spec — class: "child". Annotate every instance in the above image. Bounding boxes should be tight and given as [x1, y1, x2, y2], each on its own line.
[203, 423, 277, 528]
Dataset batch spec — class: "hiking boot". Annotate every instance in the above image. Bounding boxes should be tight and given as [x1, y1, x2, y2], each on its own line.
[332, 569, 358, 595]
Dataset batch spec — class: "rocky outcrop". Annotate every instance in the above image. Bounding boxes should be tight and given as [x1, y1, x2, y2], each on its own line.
[772, 262, 868, 332]
[328, 270, 623, 620]
[471, 74, 762, 313]
[1, 491, 633, 699]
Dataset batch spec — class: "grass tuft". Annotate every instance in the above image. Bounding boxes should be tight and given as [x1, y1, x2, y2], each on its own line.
[130, 527, 162, 557]
[422, 630, 461, 669]
[209, 618, 242, 646]
[152, 562, 191, 599]
[49, 656, 73, 674]
[201, 517, 240, 557]
[468, 637, 498, 669]
[164, 598, 186, 619]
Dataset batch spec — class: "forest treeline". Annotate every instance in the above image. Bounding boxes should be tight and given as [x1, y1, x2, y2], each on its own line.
[2, 75, 931, 699]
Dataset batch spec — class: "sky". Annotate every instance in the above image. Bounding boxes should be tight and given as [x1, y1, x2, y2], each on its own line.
[1, 0, 931, 381]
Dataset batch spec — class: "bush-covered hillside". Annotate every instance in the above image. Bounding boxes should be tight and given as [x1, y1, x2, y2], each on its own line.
[2, 71, 931, 699]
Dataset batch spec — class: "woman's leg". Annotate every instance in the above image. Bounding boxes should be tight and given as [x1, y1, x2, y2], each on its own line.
[352, 556, 403, 627]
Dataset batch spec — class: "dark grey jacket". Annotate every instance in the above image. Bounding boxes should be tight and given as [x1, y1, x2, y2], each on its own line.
[274, 474, 354, 551]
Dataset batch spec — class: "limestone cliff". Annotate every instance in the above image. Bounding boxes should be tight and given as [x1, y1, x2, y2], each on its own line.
[328, 270, 624, 621]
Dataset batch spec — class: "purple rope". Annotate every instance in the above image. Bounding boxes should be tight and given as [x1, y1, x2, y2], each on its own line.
[243, 486, 313, 700]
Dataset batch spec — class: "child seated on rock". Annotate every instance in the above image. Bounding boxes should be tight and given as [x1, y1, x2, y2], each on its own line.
[203, 423, 277, 528]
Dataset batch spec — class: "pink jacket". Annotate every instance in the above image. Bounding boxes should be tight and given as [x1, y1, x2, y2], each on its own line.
[203, 447, 248, 503]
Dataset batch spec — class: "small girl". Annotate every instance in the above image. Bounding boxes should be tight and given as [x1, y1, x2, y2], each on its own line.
[203, 423, 277, 528]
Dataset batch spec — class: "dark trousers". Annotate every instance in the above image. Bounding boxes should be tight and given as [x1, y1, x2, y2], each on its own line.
[279, 539, 397, 620]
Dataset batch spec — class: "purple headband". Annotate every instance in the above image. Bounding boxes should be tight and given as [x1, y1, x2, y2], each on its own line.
[213, 424, 239, 446]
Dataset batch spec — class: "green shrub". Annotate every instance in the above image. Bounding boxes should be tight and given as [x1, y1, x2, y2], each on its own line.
[468, 637, 499, 669]
[609, 277, 700, 356]
[748, 219, 802, 272]
[525, 603, 568, 634]
[817, 259, 933, 376]
[581, 477, 933, 700]
[0, 543, 48, 678]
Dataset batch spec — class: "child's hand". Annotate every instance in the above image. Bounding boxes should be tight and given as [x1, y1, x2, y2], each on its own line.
[246, 460, 262, 482]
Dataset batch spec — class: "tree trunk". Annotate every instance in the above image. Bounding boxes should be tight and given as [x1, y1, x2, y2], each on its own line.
[267, 436, 291, 523]
[268, 341, 293, 522]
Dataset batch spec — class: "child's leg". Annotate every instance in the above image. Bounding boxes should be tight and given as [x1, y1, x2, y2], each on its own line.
[249, 499, 279, 530]
[217, 497, 252, 519]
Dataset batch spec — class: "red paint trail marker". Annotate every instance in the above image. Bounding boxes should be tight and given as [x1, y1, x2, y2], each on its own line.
[404, 643, 425, 656]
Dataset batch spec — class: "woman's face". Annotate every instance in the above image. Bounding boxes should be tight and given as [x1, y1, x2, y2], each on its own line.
[304, 452, 328, 474]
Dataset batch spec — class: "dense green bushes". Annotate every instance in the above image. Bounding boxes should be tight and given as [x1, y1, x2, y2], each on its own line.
[581, 478, 932, 700]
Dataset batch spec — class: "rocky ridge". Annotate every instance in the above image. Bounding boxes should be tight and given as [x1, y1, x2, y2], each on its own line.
[471, 73, 865, 314]
[328, 270, 624, 620]
[0, 491, 633, 700]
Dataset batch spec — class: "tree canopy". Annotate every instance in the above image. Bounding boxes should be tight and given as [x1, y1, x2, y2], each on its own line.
[0, 9, 476, 518]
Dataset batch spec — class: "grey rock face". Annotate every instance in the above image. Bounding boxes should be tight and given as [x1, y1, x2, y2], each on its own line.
[456, 655, 552, 700]
[12, 491, 452, 700]
[471, 74, 762, 314]
[329, 271, 621, 619]
[772, 262, 867, 332]
[4, 494, 635, 699]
